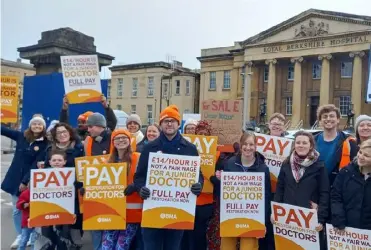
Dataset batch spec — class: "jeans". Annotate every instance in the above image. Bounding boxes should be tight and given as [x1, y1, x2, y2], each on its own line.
[18, 228, 35, 250]
[12, 195, 22, 236]
[135, 226, 144, 250]
[91, 230, 103, 250]
[142, 228, 184, 250]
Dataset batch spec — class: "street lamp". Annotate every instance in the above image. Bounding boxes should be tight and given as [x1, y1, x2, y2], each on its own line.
[241, 69, 253, 131]
[346, 102, 355, 133]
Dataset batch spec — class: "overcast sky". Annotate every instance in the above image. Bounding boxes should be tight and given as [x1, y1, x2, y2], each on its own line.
[1, 0, 371, 77]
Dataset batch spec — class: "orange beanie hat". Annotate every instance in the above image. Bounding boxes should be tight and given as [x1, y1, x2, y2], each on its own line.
[110, 129, 132, 154]
[159, 105, 181, 124]
[78, 111, 93, 121]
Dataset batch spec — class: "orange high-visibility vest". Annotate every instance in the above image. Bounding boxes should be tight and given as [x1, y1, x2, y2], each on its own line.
[196, 151, 221, 206]
[85, 136, 94, 156]
[339, 137, 356, 169]
[126, 152, 143, 224]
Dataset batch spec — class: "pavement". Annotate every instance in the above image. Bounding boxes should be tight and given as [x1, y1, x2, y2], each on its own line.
[1, 152, 93, 249]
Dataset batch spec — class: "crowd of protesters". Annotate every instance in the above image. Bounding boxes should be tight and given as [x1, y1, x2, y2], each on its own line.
[1, 96, 371, 250]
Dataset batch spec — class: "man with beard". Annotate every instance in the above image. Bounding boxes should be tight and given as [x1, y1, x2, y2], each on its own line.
[134, 105, 204, 250]
[59, 95, 117, 140]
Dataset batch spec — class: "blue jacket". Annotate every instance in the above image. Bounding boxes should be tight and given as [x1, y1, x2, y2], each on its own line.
[134, 132, 203, 189]
[44, 142, 84, 168]
[1, 125, 48, 196]
[331, 162, 371, 230]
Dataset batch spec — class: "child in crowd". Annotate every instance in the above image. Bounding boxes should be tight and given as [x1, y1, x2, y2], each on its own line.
[34, 150, 80, 250]
[16, 184, 35, 250]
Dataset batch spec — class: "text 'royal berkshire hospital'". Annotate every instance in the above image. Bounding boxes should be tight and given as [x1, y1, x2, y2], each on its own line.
[197, 9, 371, 128]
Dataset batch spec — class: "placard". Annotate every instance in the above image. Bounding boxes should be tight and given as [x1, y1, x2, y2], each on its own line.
[326, 224, 371, 249]
[61, 55, 102, 104]
[29, 168, 75, 227]
[74, 155, 109, 183]
[141, 153, 200, 229]
[255, 133, 293, 192]
[183, 134, 218, 193]
[83, 163, 127, 230]
[220, 172, 265, 237]
[271, 202, 320, 250]
[201, 100, 242, 152]
[1, 76, 19, 123]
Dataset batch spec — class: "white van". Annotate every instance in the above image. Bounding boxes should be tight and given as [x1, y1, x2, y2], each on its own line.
[113, 110, 129, 129]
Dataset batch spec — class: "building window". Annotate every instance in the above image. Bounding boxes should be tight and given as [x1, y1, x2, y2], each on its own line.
[163, 83, 168, 98]
[147, 77, 154, 97]
[286, 97, 292, 116]
[242, 66, 245, 88]
[209, 72, 216, 90]
[107, 86, 111, 98]
[288, 64, 294, 81]
[131, 105, 136, 114]
[341, 61, 353, 78]
[263, 67, 269, 82]
[117, 78, 123, 97]
[116, 104, 122, 110]
[147, 105, 153, 124]
[132, 78, 138, 97]
[175, 80, 180, 95]
[223, 70, 231, 89]
[339, 96, 351, 117]
[186, 80, 190, 95]
[312, 63, 322, 79]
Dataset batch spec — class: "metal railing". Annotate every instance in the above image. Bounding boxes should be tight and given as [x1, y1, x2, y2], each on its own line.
[293, 120, 303, 130]
[284, 120, 291, 131]
[311, 120, 319, 130]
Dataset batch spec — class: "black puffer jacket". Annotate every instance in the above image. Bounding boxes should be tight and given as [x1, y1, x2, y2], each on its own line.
[274, 157, 330, 224]
[331, 161, 371, 230]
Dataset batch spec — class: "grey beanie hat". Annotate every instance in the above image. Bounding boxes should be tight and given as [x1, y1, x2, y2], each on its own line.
[126, 114, 142, 128]
[355, 114, 371, 141]
[86, 113, 107, 128]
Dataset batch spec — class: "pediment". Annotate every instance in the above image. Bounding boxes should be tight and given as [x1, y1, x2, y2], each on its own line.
[242, 9, 371, 46]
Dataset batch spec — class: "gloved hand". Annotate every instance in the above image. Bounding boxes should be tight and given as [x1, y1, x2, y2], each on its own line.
[139, 187, 151, 200]
[79, 188, 85, 196]
[191, 183, 202, 196]
[124, 184, 137, 196]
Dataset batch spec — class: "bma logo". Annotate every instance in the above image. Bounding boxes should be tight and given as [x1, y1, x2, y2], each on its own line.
[45, 214, 60, 220]
[97, 217, 111, 223]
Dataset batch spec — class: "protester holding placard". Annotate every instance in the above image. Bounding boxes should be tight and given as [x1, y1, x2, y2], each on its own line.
[134, 105, 203, 250]
[1, 115, 48, 249]
[95, 129, 142, 250]
[220, 131, 272, 250]
[60, 94, 117, 140]
[83, 113, 113, 250]
[182, 120, 217, 250]
[274, 131, 329, 234]
[33, 150, 80, 250]
[136, 123, 161, 153]
[268, 113, 286, 137]
[331, 139, 371, 231]
[355, 115, 371, 145]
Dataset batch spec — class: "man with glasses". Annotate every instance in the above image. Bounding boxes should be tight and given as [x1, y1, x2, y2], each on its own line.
[134, 105, 204, 250]
[268, 113, 286, 137]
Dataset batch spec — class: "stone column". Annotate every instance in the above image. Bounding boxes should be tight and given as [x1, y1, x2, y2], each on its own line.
[290, 57, 304, 128]
[318, 54, 332, 106]
[231, 67, 239, 99]
[265, 59, 277, 118]
[244, 61, 253, 123]
[349, 51, 365, 118]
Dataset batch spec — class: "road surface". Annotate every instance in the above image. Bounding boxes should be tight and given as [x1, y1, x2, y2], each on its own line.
[1, 153, 93, 249]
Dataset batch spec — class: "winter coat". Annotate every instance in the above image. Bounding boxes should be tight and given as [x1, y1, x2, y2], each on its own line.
[331, 161, 371, 230]
[136, 139, 148, 153]
[1, 125, 48, 196]
[274, 158, 330, 224]
[16, 188, 31, 228]
[44, 142, 84, 168]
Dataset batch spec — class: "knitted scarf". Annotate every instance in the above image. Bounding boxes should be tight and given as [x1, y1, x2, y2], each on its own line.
[290, 150, 320, 182]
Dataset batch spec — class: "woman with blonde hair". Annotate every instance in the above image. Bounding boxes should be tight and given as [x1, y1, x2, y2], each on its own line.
[101, 129, 143, 250]
[220, 131, 272, 250]
[331, 139, 371, 231]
